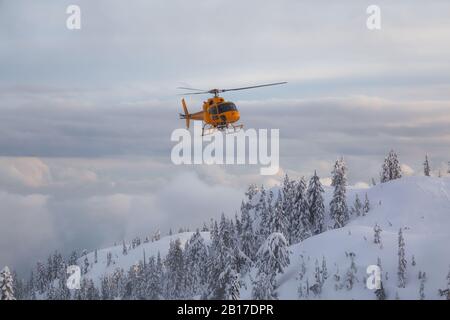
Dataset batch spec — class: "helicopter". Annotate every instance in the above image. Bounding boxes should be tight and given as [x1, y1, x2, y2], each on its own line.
[178, 82, 287, 136]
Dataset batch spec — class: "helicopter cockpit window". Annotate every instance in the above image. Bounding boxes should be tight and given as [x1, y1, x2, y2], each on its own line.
[217, 102, 237, 114]
[209, 106, 218, 115]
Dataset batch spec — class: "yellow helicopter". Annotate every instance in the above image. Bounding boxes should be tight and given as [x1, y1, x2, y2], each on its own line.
[178, 82, 287, 136]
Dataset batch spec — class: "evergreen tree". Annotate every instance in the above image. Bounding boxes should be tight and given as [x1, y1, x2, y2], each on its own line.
[419, 271, 426, 300]
[94, 249, 98, 264]
[381, 150, 402, 183]
[344, 252, 358, 290]
[374, 258, 386, 300]
[424, 154, 431, 177]
[258, 187, 270, 245]
[184, 230, 209, 297]
[0, 266, 15, 300]
[253, 233, 290, 299]
[229, 270, 240, 300]
[330, 158, 349, 229]
[35, 261, 48, 294]
[321, 256, 328, 281]
[282, 175, 297, 243]
[375, 281, 386, 300]
[145, 256, 162, 300]
[83, 256, 89, 275]
[363, 193, 370, 216]
[397, 228, 407, 288]
[313, 259, 322, 294]
[122, 240, 128, 255]
[268, 191, 288, 238]
[292, 177, 311, 243]
[446, 266, 450, 300]
[68, 251, 78, 266]
[307, 171, 325, 234]
[351, 194, 363, 216]
[240, 201, 257, 261]
[164, 238, 184, 299]
[374, 224, 382, 245]
[252, 272, 275, 300]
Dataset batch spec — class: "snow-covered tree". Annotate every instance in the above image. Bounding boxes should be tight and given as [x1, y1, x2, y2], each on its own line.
[184, 230, 209, 297]
[330, 158, 349, 229]
[164, 238, 184, 299]
[291, 177, 311, 243]
[0, 266, 15, 300]
[35, 261, 48, 294]
[381, 150, 402, 183]
[253, 232, 290, 299]
[122, 240, 128, 256]
[363, 193, 370, 216]
[313, 259, 322, 294]
[424, 154, 431, 177]
[375, 281, 386, 300]
[206, 215, 242, 300]
[344, 252, 358, 290]
[68, 251, 78, 266]
[83, 256, 89, 275]
[397, 228, 407, 288]
[268, 191, 288, 238]
[307, 171, 325, 234]
[374, 258, 386, 300]
[351, 194, 363, 217]
[257, 186, 269, 245]
[240, 201, 257, 261]
[282, 175, 297, 243]
[252, 272, 276, 300]
[419, 271, 426, 300]
[322, 256, 328, 281]
[446, 266, 450, 300]
[374, 224, 382, 245]
[229, 270, 240, 300]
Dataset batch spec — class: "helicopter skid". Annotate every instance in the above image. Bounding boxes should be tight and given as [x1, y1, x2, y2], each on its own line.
[202, 123, 244, 137]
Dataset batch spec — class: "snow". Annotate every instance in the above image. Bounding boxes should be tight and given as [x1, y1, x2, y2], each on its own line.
[79, 177, 450, 299]
[274, 177, 450, 299]
[80, 232, 210, 287]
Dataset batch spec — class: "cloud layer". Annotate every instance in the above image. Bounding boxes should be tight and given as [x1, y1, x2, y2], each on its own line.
[1, 1, 450, 273]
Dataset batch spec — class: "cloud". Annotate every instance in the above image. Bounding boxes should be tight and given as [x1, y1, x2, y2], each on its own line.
[401, 164, 415, 176]
[1, 0, 450, 274]
[0, 164, 246, 274]
[0, 157, 51, 188]
[0, 192, 56, 273]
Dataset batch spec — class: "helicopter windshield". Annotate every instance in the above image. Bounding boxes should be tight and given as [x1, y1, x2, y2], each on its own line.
[217, 102, 237, 113]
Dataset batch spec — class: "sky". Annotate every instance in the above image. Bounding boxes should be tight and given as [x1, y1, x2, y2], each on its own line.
[1, 0, 450, 274]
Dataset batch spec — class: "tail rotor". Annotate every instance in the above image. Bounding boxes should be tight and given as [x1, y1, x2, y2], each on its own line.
[180, 98, 190, 129]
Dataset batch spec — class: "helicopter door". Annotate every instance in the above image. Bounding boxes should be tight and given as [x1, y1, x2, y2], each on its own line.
[209, 106, 219, 121]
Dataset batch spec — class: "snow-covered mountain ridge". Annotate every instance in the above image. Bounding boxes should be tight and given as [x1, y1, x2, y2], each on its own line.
[80, 176, 450, 300]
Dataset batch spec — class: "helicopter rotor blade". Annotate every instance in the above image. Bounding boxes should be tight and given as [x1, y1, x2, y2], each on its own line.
[219, 82, 287, 93]
[176, 87, 207, 92]
[177, 91, 211, 96]
[177, 82, 287, 96]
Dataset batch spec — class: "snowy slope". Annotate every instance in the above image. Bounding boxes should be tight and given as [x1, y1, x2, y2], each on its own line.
[81, 232, 211, 287]
[80, 177, 450, 299]
[273, 177, 450, 300]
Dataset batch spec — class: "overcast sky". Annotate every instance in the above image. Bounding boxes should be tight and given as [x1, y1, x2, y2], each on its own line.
[1, 0, 450, 274]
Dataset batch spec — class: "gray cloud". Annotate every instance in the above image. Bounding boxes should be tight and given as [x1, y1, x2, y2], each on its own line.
[1, 0, 450, 274]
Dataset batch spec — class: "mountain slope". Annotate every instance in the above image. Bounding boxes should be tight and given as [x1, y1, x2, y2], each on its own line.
[80, 176, 450, 299]
[273, 177, 450, 299]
